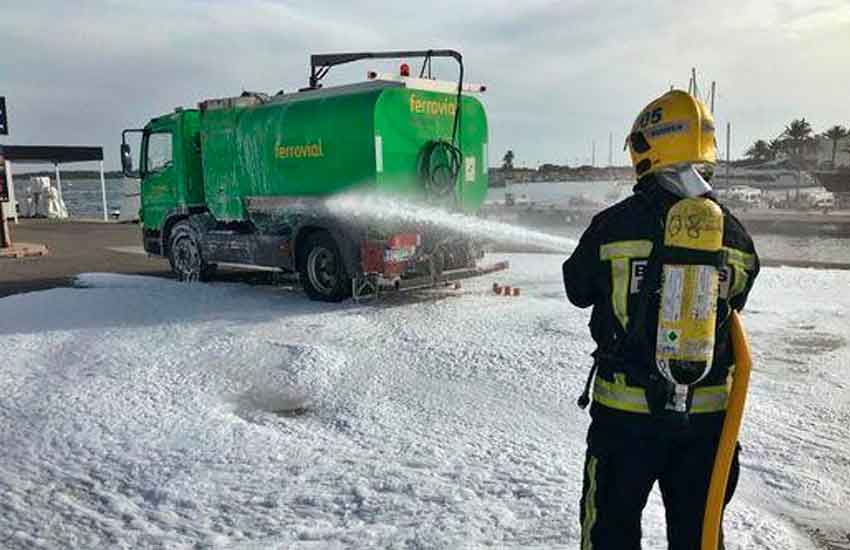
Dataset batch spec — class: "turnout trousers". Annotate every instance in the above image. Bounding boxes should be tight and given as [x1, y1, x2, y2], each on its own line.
[579, 419, 740, 550]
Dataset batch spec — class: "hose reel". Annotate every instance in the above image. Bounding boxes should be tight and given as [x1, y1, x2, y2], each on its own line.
[419, 139, 462, 203]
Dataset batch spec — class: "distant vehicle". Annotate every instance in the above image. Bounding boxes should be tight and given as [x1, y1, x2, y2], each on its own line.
[716, 186, 762, 208]
[811, 193, 835, 210]
[120, 50, 506, 301]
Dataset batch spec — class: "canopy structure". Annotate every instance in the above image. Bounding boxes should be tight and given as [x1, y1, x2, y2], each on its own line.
[0, 144, 108, 222]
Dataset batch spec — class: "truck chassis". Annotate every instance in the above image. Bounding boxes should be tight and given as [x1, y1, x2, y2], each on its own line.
[150, 197, 507, 302]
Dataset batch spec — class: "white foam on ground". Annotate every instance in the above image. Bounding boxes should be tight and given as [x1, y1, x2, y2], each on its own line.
[1, 258, 848, 549]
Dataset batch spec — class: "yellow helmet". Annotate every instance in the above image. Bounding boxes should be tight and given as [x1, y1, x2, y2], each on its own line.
[627, 90, 716, 178]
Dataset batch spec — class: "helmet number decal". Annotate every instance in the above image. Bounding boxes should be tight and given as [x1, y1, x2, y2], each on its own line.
[638, 107, 664, 129]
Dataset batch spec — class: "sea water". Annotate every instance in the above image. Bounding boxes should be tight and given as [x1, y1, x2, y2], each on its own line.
[13, 177, 124, 219]
[488, 181, 850, 264]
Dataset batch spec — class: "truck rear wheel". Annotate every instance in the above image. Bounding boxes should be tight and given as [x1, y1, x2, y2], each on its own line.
[168, 221, 216, 282]
[298, 231, 351, 302]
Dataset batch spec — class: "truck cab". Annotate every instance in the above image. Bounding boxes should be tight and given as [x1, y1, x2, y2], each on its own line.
[124, 110, 205, 256]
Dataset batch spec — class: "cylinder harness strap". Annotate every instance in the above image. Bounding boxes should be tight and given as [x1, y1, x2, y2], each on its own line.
[592, 373, 730, 414]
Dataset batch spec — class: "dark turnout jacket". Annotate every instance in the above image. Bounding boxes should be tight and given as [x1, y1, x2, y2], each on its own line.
[563, 175, 760, 433]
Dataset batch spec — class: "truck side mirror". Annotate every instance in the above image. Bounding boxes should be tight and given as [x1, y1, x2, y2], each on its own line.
[121, 144, 136, 177]
[121, 128, 144, 179]
[121, 143, 142, 178]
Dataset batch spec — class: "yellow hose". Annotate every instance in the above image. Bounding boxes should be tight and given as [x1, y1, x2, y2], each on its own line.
[702, 311, 752, 550]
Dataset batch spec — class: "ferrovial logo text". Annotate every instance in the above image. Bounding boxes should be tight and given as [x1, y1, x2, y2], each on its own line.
[409, 94, 457, 117]
[276, 140, 324, 159]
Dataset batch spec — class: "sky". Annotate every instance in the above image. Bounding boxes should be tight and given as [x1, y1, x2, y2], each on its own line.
[1, 0, 849, 171]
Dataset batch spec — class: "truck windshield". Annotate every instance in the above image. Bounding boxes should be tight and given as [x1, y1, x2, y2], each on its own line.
[146, 132, 173, 173]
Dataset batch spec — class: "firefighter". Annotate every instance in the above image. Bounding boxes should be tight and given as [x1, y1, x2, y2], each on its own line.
[563, 90, 759, 549]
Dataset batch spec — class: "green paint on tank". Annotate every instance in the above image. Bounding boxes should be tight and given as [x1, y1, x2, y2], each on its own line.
[199, 84, 488, 221]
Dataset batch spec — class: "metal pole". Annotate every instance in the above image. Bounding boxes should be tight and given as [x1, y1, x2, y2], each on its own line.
[592, 140, 596, 167]
[726, 122, 731, 186]
[100, 160, 108, 221]
[691, 67, 698, 97]
[5, 159, 17, 223]
[54, 162, 64, 206]
[710, 82, 716, 114]
[608, 132, 613, 167]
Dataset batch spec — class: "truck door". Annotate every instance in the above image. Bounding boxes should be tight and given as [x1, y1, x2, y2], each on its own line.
[140, 127, 177, 230]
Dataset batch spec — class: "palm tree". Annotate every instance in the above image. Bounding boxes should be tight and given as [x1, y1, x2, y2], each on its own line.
[783, 118, 813, 140]
[502, 150, 515, 170]
[781, 118, 814, 167]
[745, 140, 772, 162]
[779, 118, 816, 195]
[767, 138, 784, 160]
[822, 125, 848, 168]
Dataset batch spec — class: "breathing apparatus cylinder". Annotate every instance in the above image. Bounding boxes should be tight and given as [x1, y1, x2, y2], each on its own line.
[654, 197, 725, 413]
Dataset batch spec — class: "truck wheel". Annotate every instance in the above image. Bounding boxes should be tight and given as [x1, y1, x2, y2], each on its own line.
[298, 231, 351, 302]
[168, 221, 216, 282]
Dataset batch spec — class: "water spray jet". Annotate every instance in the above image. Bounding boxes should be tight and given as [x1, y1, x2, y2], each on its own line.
[324, 192, 577, 254]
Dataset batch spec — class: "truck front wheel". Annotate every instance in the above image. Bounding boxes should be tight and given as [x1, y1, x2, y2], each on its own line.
[168, 221, 216, 282]
[298, 231, 351, 302]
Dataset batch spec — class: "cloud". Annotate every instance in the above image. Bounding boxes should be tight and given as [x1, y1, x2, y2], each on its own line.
[1, 0, 848, 170]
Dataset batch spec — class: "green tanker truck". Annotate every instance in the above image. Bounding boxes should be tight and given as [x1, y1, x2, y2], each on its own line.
[121, 50, 506, 301]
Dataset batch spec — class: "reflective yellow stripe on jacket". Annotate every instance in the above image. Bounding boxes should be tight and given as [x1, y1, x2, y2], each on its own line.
[599, 240, 754, 329]
[592, 373, 730, 414]
[723, 247, 756, 298]
[599, 240, 653, 329]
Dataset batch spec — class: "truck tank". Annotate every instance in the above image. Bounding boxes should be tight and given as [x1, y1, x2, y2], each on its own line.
[199, 81, 489, 222]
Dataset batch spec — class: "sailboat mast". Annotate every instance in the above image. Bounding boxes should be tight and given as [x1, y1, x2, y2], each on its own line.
[710, 81, 716, 113]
